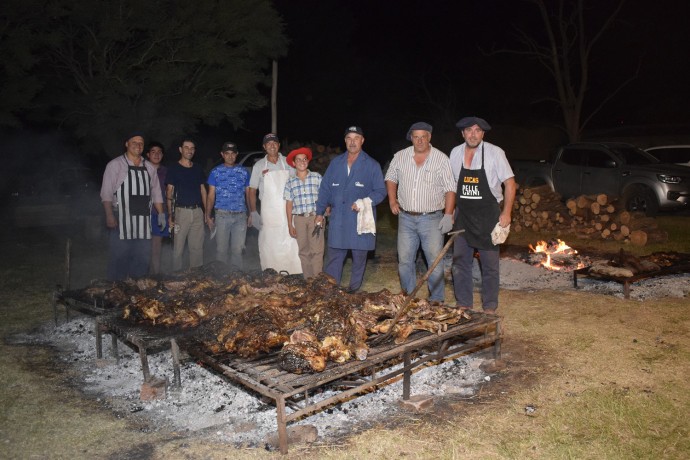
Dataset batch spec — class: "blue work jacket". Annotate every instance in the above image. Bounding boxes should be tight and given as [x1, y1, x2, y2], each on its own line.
[316, 150, 386, 250]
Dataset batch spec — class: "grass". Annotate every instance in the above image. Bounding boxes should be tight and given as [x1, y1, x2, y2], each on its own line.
[0, 211, 689, 459]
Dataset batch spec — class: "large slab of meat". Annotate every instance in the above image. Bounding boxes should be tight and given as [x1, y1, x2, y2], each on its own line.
[68, 265, 468, 373]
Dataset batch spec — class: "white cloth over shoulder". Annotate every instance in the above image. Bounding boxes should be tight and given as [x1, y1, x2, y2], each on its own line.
[355, 197, 376, 235]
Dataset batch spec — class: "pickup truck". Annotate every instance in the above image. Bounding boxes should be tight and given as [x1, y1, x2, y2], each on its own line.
[511, 142, 690, 215]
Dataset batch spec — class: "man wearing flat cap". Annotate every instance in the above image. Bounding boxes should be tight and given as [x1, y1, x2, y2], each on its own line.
[449, 116, 516, 315]
[315, 126, 386, 292]
[100, 132, 165, 280]
[385, 122, 457, 303]
[206, 141, 251, 270]
[248, 133, 301, 273]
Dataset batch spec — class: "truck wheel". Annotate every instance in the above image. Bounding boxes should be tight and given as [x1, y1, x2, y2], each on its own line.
[623, 185, 659, 216]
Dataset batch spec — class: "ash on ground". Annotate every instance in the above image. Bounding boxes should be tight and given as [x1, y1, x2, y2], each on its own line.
[17, 318, 492, 448]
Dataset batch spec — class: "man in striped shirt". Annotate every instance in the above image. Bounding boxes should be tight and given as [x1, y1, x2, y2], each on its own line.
[384, 122, 456, 303]
[100, 132, 165, 280]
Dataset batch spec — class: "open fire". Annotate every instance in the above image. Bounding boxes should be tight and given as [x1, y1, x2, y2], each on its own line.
[528, 239, 589, 271]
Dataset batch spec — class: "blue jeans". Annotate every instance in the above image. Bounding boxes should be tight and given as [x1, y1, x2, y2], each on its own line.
[397, 211, 445, 302]
[214, 210, 247, 270]
[107, 229, 151, 281]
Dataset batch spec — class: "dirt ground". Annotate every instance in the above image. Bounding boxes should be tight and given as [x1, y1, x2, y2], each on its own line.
[1, 211, 689, 459]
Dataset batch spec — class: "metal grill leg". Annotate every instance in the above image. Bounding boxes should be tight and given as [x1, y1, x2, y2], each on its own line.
[138, 346, 151, 382]
[171, 339, 181, 388]
[403, 352, 411, 400]
[494, 320, 502, 359]
[95, 321, 103, 359]
[277, 396, 288, 454]
[111, 334, 119, 363]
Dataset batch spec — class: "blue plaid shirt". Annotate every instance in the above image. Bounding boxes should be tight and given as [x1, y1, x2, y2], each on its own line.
[283, 171, 322, 214]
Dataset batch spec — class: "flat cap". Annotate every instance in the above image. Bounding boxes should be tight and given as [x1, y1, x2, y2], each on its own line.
[406, 122, 433, 141]
[456, 116, 491, 131]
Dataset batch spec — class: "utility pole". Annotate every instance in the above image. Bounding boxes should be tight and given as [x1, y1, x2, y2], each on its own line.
[271, 60, 278, 134]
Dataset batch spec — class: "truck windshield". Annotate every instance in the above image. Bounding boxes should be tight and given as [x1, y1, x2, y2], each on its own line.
[609, 146, 659, 165]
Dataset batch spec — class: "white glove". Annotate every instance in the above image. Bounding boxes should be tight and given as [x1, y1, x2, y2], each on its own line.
[251, 211, 262, 231]
[491, 222, 510, 245]
[439, 214, 453, 234]
[157, 213, 166, 231]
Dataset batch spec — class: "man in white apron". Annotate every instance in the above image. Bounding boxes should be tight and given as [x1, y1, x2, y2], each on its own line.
[248, 133, 301, 274]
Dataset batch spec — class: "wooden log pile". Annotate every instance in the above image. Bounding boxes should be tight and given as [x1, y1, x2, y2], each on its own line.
[511, 185, 667, 246]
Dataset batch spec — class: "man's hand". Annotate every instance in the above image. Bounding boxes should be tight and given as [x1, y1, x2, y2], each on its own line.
[157, 213, 166, 231]
[106, 215, 118, 229]
[439, 214, 453, 234]
[389, 199, 400, 215]
[250, 211, 262, 231]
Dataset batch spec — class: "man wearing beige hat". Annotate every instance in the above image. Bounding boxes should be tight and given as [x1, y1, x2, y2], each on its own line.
[449, 116, 516, 315]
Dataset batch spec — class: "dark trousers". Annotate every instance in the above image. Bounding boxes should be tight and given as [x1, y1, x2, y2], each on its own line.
[107, 229, 152, 281]
[451, 236, 500, 309]
[324, 247, 368, 291]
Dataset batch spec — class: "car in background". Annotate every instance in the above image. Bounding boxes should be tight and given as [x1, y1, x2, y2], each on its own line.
[511, 142, 690, 215]
[645, 145, 690, 167]
[237, 150, 265, 176]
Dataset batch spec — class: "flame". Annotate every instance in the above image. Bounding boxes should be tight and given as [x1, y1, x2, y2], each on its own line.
[529, 239, 582, 271]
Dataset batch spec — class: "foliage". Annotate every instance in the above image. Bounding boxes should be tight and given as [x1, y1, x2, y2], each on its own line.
[0, 0, 286, 155]
[499, 0, 637, 142]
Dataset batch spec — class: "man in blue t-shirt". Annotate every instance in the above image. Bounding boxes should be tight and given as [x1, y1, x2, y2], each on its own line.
[206, 141, 251, 270]
[166, 138, 207, 271]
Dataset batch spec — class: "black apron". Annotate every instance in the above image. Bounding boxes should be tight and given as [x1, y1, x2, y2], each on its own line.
[454, 145, 500, 250]
[115, 156, 152, 240]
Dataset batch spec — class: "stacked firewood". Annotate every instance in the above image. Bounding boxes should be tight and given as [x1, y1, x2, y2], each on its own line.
[511, 185, 668, 246]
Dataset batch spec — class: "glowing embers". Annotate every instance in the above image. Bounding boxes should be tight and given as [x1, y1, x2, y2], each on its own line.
[528, 239, 589, 271]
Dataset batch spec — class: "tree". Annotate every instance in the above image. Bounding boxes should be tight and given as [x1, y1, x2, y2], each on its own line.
[498, 0, 637, 142]
[1, 0, 287, 155]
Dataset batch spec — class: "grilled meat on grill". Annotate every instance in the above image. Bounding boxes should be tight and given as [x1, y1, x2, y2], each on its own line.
[68, 267, 470, 373]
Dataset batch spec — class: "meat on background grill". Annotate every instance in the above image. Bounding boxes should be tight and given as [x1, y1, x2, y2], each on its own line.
[67, 265, 469, 373]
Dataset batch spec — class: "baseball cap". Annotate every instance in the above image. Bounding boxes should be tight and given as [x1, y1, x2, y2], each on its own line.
[344, 126, 364, 136]
[262, 133, 280, 144]
[221, 141, 238, 152]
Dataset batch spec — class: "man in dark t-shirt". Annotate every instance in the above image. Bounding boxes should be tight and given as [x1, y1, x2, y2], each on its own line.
[166, 138, 207, 270]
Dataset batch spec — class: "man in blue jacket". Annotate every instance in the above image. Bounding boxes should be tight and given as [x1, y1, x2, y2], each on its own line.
[315, 126, 387, 293]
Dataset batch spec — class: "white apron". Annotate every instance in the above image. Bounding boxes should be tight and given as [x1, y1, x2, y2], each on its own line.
[258, 169, 302, 274]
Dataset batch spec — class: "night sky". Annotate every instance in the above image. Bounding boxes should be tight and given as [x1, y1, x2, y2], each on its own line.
[3, 0, 690, 179]
[255, 0, 690, 160]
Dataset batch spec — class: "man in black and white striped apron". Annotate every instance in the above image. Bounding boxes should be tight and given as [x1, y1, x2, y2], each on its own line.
[100, 133, 165, 281]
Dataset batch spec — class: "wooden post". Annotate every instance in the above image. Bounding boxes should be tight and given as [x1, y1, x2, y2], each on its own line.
[271, 60, 278, 134]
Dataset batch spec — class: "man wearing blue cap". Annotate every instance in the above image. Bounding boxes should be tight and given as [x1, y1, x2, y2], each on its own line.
[385, 122, 457, 303]
[449, 116, 516, 315]
[315, 126, 386, 292]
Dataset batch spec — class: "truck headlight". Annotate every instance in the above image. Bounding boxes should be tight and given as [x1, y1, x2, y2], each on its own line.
[657, 174, 681, 184]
